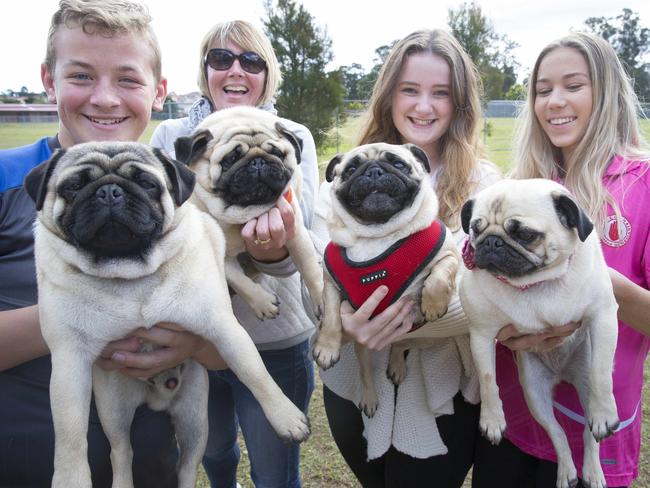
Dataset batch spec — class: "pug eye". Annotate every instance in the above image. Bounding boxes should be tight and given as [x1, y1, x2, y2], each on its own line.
[269, 146, 284, 159]
[59, 176, 85, 201]
[136, 173, 159, 191]
[221, 149, 241, 172]
[342, 165, 357, 180]
[517, 229, 537, 243]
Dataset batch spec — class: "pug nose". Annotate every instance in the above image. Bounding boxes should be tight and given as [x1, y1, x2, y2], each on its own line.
[483, 235, 505, 252]
[364, 164, 384, 179]
[96, 183, 125, 205]
[249, 157, 267, 169]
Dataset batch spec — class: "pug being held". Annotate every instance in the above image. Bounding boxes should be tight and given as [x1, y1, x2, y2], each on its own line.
[25, 142, 310, 488]
[459, 178, 619, 488]
[313, 143, 460, 417]
[174, 106, 323, 320]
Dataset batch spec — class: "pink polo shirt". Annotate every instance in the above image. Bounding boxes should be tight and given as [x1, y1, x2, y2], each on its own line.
[495, 156, 650, 487]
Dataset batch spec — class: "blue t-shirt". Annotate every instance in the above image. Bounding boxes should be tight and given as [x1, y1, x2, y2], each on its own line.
[0, 136, 52, 310]
[0, 138, 178, 487]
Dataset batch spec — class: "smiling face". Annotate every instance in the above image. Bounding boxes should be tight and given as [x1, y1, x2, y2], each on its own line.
[534, 47, 593, 162]
[207, 41, 266, 110]
[41, 26, 167, 149]
[390, 52, 454, 166]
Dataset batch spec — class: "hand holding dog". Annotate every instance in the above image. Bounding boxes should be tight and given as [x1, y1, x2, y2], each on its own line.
[97, 323, 209, 378]
[242, 195, 294, 262]
[497, 321, 581, 353]
[340, 286, 415, 351]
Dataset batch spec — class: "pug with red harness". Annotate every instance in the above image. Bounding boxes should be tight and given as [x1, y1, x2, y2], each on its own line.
[313, 142, 460, 417]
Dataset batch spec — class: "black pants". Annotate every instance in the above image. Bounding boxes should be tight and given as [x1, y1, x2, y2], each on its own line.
[472, 434, 627, 488]
[323, 385, 479, 488]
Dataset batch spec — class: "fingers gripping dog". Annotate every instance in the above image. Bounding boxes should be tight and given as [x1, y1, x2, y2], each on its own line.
[24, 142, 310, 488]
[174, 106, 324, 320]
[313, 143, 460, 417]
[459, 178, 619, 488]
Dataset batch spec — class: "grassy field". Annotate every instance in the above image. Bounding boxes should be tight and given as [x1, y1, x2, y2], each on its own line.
[1, 119, 649, 487]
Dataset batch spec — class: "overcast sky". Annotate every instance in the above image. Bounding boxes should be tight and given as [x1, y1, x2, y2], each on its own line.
[1, 0, 649, 95]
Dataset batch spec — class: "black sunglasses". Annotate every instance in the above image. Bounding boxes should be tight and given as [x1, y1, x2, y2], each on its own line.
[204, 48, 267, 75]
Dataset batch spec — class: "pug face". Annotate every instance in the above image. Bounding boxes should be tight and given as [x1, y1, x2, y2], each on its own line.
[174, 106, 303, 220]
[326, 143, 431, 225]
[461, 178, 594, 278]
[24, 142, 195, 261]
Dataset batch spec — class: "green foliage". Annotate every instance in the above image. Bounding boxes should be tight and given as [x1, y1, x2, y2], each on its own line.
[338, 63, 366, 101]
[1, 87, 48, 104]
[585, 8, 650, 102]
[162, 95, 181, 118]
[356, 42, 398, 101]
[504, 83, 527, 101]
[447, 2, 519, 100]
[263, 0, 345, 149]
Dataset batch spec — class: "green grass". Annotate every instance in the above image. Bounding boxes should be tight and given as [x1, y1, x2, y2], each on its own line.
[1, 118, 649, 487]
[0, 121, 162, 150]
[319, 116, 650, 174]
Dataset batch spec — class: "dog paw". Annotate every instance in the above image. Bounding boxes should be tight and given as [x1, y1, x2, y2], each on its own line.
[386, 359, 407, 386]
[358, 395, 378, 418]
[251, 293, 280, 320]
[581, 466, 606, 488]
[479, 411, 506, 445]
[581, 462, 606, 488]
[271, 403, 311, 443]
[421, 293, 450, 321]
[312, 344, 340, 370]
[588, 413, 619, 442]
[556, 462, 578, 488]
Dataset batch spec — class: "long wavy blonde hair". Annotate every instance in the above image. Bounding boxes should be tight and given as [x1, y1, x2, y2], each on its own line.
[358, 29, 485, 228]
[512, 31, 649, 230]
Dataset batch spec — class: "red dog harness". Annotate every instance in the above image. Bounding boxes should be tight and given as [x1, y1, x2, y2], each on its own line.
[324, 220, 446, 321]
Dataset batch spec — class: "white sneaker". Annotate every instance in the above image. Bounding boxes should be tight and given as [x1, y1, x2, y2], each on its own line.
[236, 483, 242, 488]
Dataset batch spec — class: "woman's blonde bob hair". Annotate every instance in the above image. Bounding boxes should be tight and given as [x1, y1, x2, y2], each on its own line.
[197, 20, 282, 107]
[512, 31, 649, 228]
[358, 29, 485, 227]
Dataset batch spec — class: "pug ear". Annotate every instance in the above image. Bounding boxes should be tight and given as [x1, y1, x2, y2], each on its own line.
[552, 193, 593, 242]
[405, 144, 431, 173]
[325, 154, 344, 183]
[174, 130, 213, 166]
[275, 122, 303, 165]
[153, 148, 196, 206]
[24, 148, 66, 211]
[460, 199, 474, 234]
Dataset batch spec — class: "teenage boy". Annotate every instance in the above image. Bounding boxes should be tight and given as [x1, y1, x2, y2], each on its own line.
[0, 1, 188, 485]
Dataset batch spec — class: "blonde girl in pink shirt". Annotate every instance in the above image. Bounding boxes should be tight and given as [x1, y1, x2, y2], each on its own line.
[472, 32, 650, 488]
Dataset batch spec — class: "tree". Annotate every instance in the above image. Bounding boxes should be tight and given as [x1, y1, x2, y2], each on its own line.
[355, 42, 398, 102]
[585, 8, 650, 101]
[504, 83, 527, 101]
[447, 2, 519, 100]
[263, 0, 344, 149]
[339, 63, 366, 101]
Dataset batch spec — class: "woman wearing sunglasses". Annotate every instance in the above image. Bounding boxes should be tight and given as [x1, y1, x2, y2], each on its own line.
[151, 20, 318, 488]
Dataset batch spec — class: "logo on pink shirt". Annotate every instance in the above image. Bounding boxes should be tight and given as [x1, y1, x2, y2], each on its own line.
[601, 215, 631, 247]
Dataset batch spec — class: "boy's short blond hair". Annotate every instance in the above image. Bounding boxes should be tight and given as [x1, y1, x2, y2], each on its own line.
[45, 0, 162, 81]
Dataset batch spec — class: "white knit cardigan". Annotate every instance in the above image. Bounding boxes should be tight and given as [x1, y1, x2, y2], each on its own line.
[314, 162, 501, 460]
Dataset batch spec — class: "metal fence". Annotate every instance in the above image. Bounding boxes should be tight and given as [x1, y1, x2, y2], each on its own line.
[2, 100, 649, 123]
